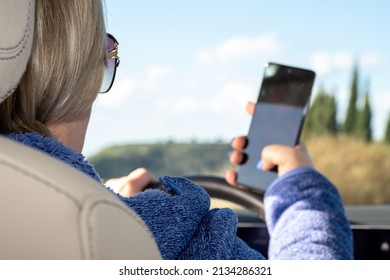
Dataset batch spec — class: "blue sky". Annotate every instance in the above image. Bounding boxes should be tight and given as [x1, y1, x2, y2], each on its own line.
[84, 0, 390, 156]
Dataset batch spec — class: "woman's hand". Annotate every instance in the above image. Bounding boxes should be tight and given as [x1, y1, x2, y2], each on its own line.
[225, 102, 314, 186]
[105, 168, 157, 197]
[260, 143, 314, 176]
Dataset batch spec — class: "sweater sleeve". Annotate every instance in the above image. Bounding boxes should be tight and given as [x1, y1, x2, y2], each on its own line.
[264, 168, 353, 259]
[115, 176, 265, 260]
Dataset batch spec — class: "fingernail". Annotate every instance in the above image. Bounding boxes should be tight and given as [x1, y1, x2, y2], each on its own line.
[256, 160, 263, 170]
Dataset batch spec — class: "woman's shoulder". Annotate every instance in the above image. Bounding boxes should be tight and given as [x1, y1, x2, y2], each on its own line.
[5, 132, 102, 183]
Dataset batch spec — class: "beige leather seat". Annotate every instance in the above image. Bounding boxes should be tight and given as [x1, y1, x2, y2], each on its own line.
[0, 0, 161, 260]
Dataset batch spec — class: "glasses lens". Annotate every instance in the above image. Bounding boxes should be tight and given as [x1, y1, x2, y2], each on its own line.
[107, 34, 115, 52]
[99, 35, 116, 93]
[100, 58, 115, 93]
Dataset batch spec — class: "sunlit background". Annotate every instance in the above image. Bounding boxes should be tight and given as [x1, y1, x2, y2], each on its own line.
[85, 0, 390, 157]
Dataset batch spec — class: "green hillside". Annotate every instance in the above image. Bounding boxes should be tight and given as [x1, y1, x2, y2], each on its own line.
[89, 141, 233, 179]
[89, 137, 390, 205]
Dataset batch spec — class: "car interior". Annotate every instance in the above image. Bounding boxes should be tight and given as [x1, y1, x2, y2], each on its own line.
[0, 0, 161, 260]
[188, 176, 390, 260]
[1, 0, 390, 260]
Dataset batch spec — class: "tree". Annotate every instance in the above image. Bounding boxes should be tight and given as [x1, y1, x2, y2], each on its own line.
[356, 88, 372, 142]
[384, 114, 390, 144]
[343, 63, 359, 135]
[302, 86, 338, 138]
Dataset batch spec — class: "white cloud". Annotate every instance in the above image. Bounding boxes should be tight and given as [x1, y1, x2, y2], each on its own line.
[213, 73, 229, 84]
[361, 53, 380, 67]
[183, 76, 200, 91]
[172, 96, 200, 115]
[309, 52, 331, 74]
[155, 96, 200, 116]
[309, 52, 353, 75]
[145, 65, 172, 79]
[333, 52, 354, 69]
[142, 65, 172, 91]
[310, 52, 381, 75]
[208, 82, 257, 115]
[95, 77, 137, 108]
[196, 48, 213, 64]
[195, 33, 281, 65]
[94, 65, 173, 109]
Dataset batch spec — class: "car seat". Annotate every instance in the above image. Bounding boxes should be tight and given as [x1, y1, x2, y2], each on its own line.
[0, 0, 161, 260]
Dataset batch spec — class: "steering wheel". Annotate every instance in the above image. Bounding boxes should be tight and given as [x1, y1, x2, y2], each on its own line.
[184, 175, 265, 220]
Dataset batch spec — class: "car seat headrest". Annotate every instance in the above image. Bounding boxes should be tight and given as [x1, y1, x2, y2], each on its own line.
[0, 0, 34, 104]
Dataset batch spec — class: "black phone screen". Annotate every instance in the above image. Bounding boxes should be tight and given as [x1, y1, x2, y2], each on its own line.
[237, 62, 315, 192]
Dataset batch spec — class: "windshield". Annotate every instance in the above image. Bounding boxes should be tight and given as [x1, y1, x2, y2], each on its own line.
[86, 0, 390, 205]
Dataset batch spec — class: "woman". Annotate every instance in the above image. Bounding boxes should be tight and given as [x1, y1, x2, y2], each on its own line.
[0, 0, 352, 259]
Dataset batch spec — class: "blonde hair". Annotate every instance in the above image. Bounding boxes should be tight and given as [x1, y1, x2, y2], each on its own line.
[0, 0, 106, 136]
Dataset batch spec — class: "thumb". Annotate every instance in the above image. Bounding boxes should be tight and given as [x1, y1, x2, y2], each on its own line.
[261, 144, 313, 176]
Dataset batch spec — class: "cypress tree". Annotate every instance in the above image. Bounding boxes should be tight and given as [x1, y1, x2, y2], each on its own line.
[343, 63, 359, 135]
[302, 86, 338, 138]
[384, 114, 390, 144]
[326, 94, 338, 134]
[356, 89, 372, 142]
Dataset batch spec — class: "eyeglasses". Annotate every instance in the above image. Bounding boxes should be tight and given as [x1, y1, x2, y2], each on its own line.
[99, 33, 120, 93]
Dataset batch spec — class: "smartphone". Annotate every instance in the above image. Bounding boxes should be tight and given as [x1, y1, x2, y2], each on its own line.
[237, 62, 315, 192]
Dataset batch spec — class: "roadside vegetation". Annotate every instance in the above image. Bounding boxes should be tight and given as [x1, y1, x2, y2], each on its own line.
[306, 136, 390, 204]
[89, 136, 390, 205]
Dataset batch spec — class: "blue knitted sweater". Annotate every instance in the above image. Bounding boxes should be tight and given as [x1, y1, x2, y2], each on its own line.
[6, 132, 353, 260]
